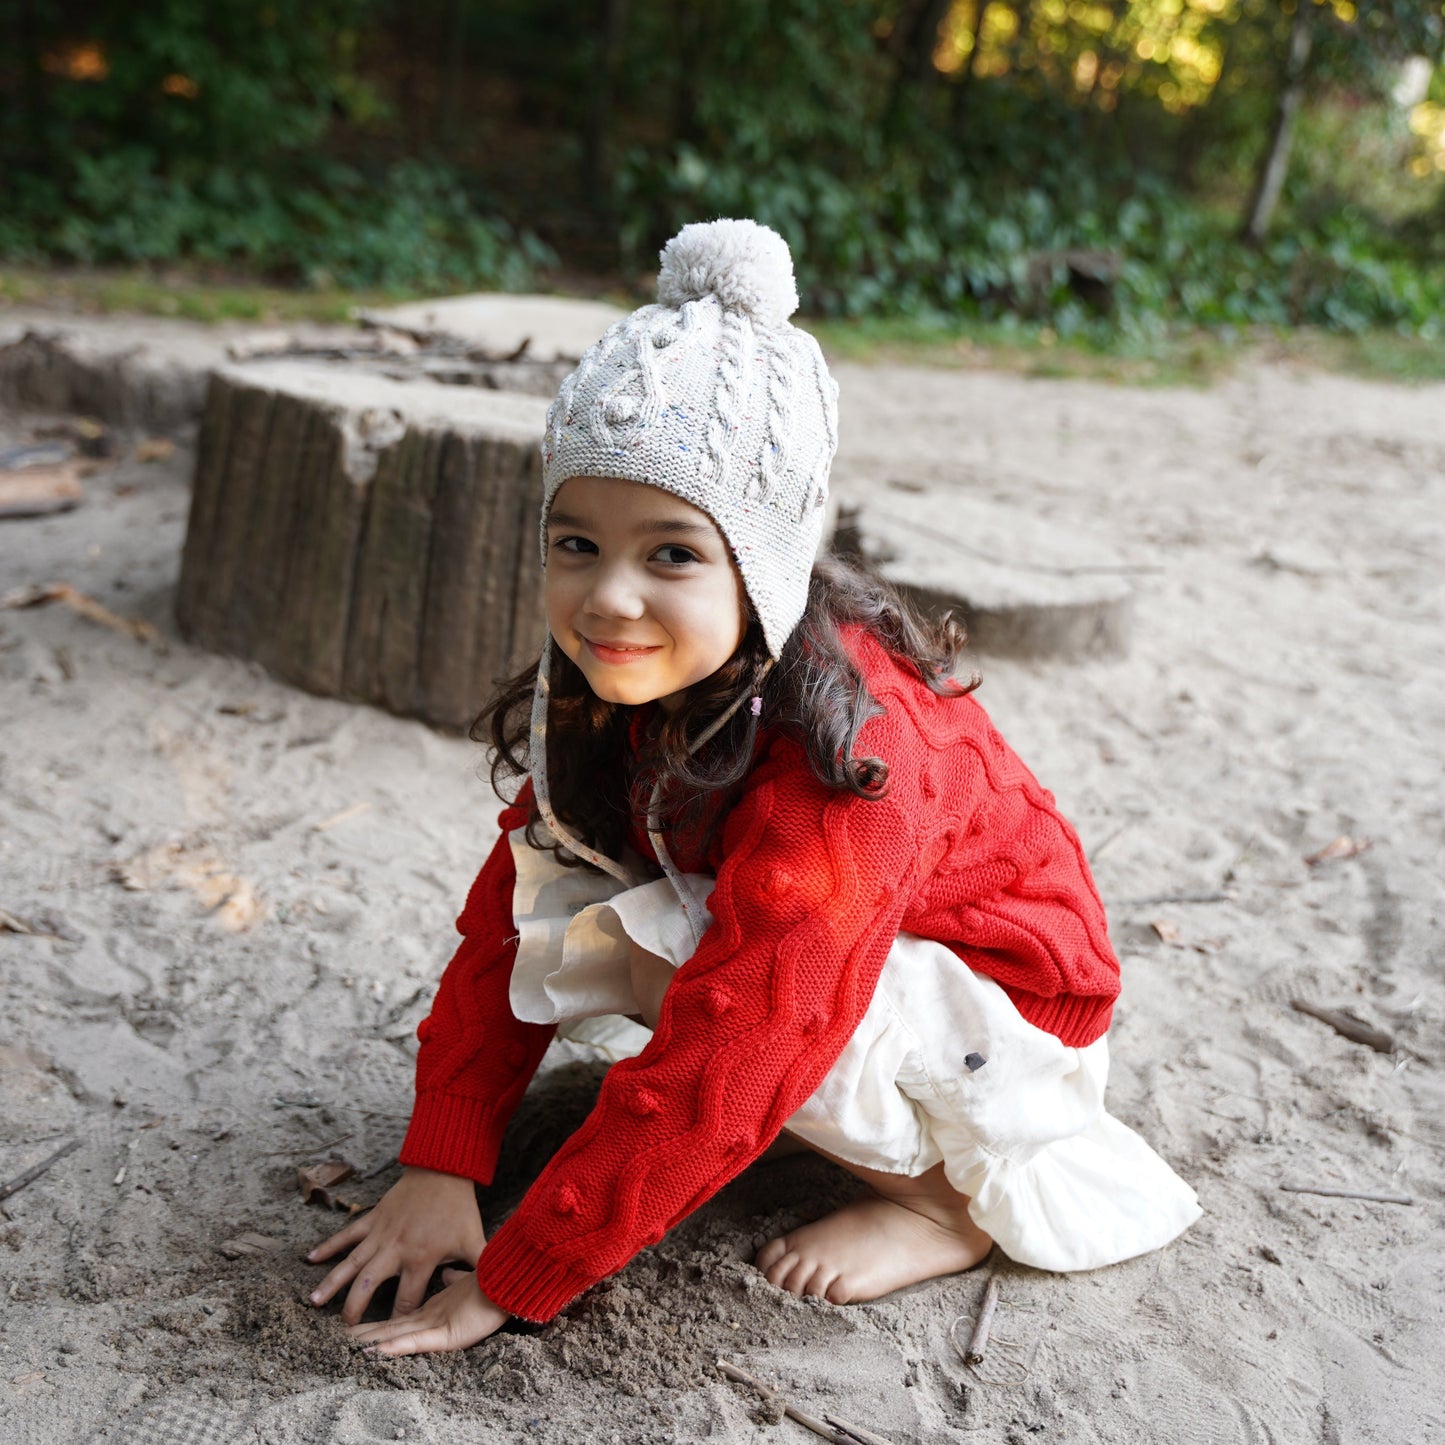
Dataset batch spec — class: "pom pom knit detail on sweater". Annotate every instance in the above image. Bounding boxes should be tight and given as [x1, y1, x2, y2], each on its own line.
[400, 632, 1121, 1324]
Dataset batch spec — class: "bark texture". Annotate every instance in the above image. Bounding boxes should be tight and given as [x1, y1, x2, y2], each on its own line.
[176, 364, 549, 730]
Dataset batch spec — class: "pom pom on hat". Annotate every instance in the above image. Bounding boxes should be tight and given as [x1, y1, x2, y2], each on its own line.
[657, 218, 800, 330]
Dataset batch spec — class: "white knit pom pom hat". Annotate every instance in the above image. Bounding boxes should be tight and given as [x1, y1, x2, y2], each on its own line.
[540, 217, 840, 659]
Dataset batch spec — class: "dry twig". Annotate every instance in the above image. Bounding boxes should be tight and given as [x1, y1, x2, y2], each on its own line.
[717, 1359, 897, 1445]
[312, 802, 372, 833]
[0, 1139, 80, 1203]
[963, 1276, 1000, 1365]
[1304, 835, 1371, 867]
[823, 1413, 898, 1445]
[1, 582, 161, 645]
[1280, 1183, 1412, 1206]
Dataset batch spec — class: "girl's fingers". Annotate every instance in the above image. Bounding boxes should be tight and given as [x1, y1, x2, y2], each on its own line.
[371, 1326, 450, 1358]
[309, 1242, 375, 1307]
[390, 1266, 431, 1320]
[308, 1213, 371, 1263]
[339, 1258, 393, 1326]
[347, 1311, 432, 1346]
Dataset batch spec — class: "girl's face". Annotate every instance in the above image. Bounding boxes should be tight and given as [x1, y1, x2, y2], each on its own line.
[545, 476, 748, 712]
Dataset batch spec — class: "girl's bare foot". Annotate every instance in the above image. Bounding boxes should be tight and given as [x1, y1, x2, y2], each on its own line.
[756, 1159, 992, 1304]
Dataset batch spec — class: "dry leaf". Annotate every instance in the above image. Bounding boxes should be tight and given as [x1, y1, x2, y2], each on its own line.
[1150, 919, 1183, 945]
[298, 1159, 356, 1208]
[12, 1370, 45, 1387]
[1304, 835, 1371, 867]
[218, 1231, 283, 1260]
[114, 842, 267, 932]
[134, 437, 176, 463]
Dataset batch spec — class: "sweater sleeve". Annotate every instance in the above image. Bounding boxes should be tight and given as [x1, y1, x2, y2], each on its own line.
[473, 737, 920, 1322]
[398, 783, 556, 1186]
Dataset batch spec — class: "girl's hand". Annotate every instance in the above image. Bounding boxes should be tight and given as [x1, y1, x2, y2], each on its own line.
[347, 1268, 509, 1356]
[307, 1166, 486, 1324]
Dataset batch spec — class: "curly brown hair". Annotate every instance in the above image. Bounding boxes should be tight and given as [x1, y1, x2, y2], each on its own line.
[474, 554, 979, 869]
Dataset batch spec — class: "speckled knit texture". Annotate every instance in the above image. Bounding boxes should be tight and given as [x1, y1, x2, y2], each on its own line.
[401, 631, 1121, 1323]
[539, 219, 839, 659]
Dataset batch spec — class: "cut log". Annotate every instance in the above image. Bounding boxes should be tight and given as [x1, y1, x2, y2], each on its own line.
[831, 481, 1135, 660]
[0, 325, 225, 431]
[176, 364, 549, 731]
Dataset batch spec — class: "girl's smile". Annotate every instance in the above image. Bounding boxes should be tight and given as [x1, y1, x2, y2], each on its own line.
[583, 639, 663, 664]
[545, 476, 748, 711]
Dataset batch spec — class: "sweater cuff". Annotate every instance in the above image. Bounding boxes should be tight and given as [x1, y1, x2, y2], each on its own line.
[474, 1221, 598, 1324]
[1008, 987, 1114, 1048]
[398, 1090, 508, 1186]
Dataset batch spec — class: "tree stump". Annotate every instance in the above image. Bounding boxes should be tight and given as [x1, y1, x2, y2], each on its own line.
[832, 482, 1135, 661]
[176, 364, 550, 731]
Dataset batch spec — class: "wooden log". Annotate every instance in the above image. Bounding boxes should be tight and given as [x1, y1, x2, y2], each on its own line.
[177, 364, 548, 731]
[831, 482, 1136, 661]
[0, 325, 223, 430]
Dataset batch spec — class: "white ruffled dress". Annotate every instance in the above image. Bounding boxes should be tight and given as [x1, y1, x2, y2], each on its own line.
[507, 828, 1201, 1273]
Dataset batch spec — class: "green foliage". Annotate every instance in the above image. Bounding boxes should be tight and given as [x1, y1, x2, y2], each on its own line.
[617, 141, 1444, 337]
[2, 0, 1442, 331]
[0, 152, 554, 291]
[0, 0, 551, 290]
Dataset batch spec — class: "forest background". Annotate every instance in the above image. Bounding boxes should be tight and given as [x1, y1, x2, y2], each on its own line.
[3, 0, 1445, 354]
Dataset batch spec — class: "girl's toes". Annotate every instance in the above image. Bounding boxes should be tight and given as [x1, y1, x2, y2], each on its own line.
[781, 1256, 819, 1297]
[756, 1236, 790, 1274]
[764, 1249, 801, 1290]
[824, 1276, 854, 1306]
[802, 1266, 837, 1301]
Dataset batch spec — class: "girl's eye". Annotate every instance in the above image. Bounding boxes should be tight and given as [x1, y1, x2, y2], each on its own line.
[653, 544, 699, 566]
[552, 535, 597, 555]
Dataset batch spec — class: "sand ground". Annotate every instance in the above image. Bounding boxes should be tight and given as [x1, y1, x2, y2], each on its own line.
[0, 347, 1442, 1444]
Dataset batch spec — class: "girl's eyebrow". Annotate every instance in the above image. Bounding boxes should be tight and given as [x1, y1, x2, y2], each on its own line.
[547, 509, 716, 539]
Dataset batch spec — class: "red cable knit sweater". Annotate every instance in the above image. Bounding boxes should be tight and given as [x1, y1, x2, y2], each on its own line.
[399, 630, 1120, 1322]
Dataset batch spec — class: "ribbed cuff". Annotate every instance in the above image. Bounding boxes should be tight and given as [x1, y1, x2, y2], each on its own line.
[1009, 988, 1115, 1048]
[398, 1090, 507, 1186]
[474, 1221, 599, 1324]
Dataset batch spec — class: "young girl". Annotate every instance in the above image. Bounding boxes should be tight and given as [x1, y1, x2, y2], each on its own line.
[307, 219, 1201, 1357]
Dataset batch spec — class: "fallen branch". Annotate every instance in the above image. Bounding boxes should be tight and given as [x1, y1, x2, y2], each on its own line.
[0, 1139, 80, 1203]
[1280, 1183, 1412, 1207]
[1, 582, 161, 645]
[1290, 999, 1394, 1054]
[717, 1360, 896, 1445]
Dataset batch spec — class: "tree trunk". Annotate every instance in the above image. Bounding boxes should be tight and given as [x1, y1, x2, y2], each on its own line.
[1242, 4, 1314, 246]
[176, 365, 550, 731]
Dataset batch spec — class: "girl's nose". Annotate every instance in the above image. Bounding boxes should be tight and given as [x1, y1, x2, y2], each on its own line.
[583, 564, 646, 620]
